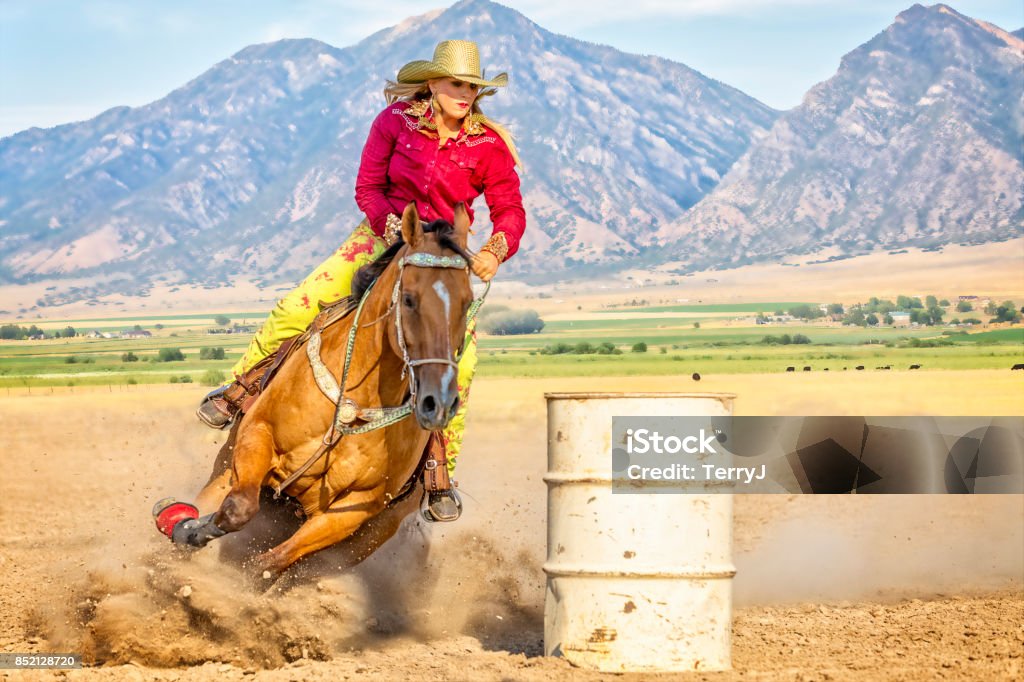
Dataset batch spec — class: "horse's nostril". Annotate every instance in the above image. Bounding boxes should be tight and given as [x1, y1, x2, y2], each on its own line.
[449, 395, 461, 415]
[420, 395, 437, 415]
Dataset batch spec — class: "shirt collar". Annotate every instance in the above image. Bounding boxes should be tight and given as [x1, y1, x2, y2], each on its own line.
[403, 99, 487, 139]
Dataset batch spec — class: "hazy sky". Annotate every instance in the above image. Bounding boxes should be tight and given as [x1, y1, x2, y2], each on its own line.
[1, 0, 1021, 137]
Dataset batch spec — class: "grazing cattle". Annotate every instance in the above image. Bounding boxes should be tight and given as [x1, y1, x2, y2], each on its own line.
[803, 366, 811, 371]
[909, 364, 921, 370]
[855, 365, 865, 370]
[824, 368, 830, 371]
[691, 372, 701, 381]
[1012, 363, 1024, 370]
[786, 366, 795, 372]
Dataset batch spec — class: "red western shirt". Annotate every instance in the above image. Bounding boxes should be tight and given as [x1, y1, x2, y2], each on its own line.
[354, 100, 526, 260]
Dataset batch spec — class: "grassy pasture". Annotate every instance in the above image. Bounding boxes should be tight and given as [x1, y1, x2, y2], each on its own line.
[482, 321, 966, 350]
[1, 308, 1020, 388]
[605, 301, 818, 313]
[26, 311, 268, 326]
[475, 345, 1021, 378]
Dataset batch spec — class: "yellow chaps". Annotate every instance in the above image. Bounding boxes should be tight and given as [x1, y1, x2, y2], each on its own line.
[230, 222, 478, 474]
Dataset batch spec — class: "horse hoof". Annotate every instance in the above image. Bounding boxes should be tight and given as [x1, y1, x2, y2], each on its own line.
[153, 497, 199, 539]
[171, 514, 225, 548]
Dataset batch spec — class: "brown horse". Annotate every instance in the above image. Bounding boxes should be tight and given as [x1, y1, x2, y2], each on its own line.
[155, 202, 475, 578]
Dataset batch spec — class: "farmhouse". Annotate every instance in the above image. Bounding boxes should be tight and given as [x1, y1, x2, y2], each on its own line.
[890, 312, 912, 327]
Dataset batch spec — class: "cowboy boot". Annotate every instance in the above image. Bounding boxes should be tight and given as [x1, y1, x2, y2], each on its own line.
[195, 354, 277, 429]
[196, 384, 237, 428]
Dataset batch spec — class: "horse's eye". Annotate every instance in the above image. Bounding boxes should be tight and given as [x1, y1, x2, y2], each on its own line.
[403, 293, 416, 310]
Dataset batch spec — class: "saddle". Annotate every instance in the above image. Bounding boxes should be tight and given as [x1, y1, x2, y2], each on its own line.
[220, 297, 356, 415]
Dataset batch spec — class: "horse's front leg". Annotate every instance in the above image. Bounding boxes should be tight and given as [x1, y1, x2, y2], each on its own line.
[255, 487, 386, 577]
[194, 420, 241, 514]
[173, 421, 276, 548]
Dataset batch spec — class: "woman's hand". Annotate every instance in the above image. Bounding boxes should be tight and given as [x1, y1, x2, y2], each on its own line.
[471, 251, 499, 281]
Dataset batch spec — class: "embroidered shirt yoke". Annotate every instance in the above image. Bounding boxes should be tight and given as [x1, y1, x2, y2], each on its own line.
[354, 100, 526, 261]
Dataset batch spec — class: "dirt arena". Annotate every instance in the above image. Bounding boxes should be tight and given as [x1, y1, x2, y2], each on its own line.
[1, 373, 1021, 681]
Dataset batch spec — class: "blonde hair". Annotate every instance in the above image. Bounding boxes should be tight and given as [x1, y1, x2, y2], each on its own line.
[383, 80, 523, 170]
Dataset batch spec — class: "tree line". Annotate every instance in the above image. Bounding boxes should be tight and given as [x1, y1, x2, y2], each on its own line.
[0, 324, 77, 339]
[757, 295, 1021, 328]
[477, 305, 544, 335]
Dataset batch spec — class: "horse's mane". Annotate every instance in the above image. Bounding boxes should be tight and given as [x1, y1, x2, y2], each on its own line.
[350, 219, 474, 301]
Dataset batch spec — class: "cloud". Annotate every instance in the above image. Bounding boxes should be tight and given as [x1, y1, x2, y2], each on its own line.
[80, 1, 144, 35]
[510, 0, 860, 26]
[255, 0, 446, 46]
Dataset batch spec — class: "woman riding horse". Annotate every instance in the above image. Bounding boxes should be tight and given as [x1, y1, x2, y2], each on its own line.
[196, 40, 525, 521]
[157, 203, 482, 577]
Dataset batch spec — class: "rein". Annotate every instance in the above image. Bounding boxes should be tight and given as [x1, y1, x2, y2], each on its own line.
[273, 249, 488, 499]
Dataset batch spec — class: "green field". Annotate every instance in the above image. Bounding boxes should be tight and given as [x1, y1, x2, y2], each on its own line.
[479, 322, 994, 352]
[1, 309, 1021, 388]
[605, 302, 818, 313]
[25, 312, 269, 326]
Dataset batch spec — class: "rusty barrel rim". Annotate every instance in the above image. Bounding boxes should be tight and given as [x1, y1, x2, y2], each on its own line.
[543, 562, 737, 579]
[544, 391, 737, 401]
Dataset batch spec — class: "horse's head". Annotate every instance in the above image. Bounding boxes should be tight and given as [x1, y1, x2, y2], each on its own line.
[389, 202, 475, 431]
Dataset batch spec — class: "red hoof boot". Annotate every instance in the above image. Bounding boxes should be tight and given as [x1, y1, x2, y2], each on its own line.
[153, 497, 199, 539]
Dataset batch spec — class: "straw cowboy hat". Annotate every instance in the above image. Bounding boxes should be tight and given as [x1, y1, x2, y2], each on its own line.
[397, 40, 508, 88]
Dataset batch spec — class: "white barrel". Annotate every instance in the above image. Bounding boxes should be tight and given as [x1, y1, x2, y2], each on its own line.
[544, 392, 736, 672]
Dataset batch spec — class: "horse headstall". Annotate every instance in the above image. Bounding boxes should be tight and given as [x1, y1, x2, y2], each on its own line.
[399, 252, 468, 270]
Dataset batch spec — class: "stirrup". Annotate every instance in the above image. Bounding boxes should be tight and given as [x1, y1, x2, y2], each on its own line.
[196, 386, 236, 429]
[421, 488, 462, 523]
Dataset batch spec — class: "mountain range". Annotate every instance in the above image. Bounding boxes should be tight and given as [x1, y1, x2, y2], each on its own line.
[0, 0, 775, 300]
[656, 3, 1023, 271]
[0, 1, 1020, 304]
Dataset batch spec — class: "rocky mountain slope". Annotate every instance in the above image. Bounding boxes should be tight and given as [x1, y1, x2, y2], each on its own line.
[656, 3, 1023, 272]
[0, 0, 776, 300]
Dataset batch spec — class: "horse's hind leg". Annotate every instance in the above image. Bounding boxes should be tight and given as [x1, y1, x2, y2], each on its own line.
[173, 421, 276, 548]
[310, 482, 424, 573]
[254, 488, 385, 577]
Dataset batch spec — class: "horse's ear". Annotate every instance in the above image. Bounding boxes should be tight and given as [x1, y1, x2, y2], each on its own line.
[452, 202, 470, 249]
[401, 202, 422, 248]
